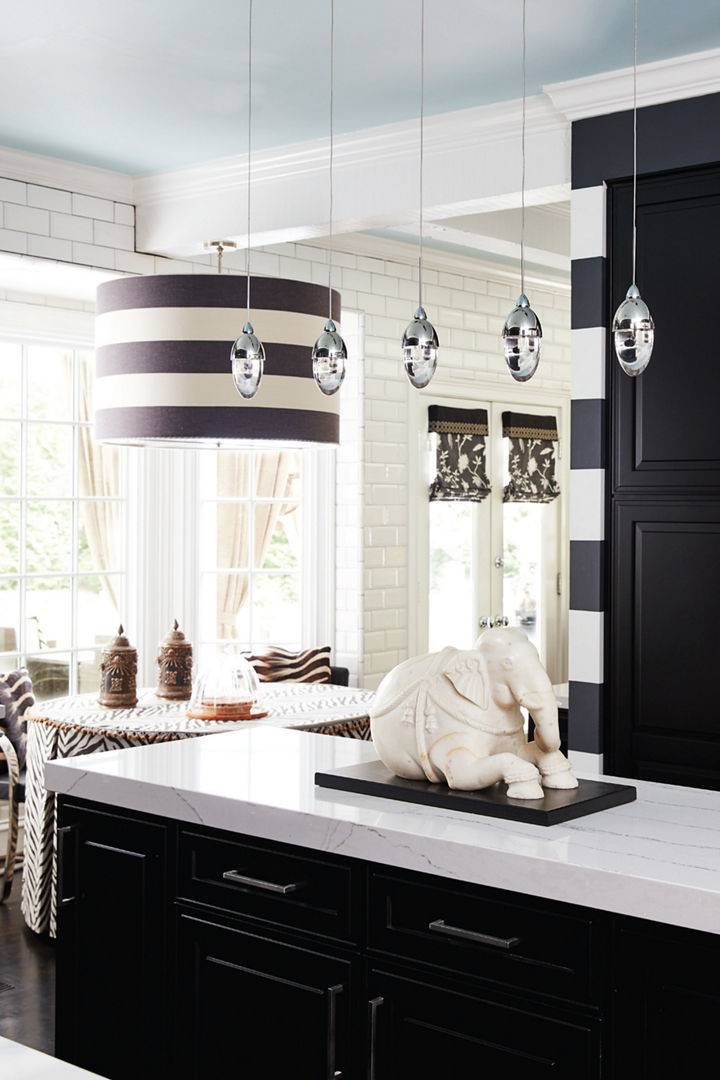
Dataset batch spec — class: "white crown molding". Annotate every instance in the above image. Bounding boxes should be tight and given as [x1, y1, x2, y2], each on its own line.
[545, 47, 720, 121]
[133, 94, 566, 207]
[0, 145, 133, 203]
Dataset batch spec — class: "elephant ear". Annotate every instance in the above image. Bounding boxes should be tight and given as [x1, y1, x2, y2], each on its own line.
[444, 654, 488, 711]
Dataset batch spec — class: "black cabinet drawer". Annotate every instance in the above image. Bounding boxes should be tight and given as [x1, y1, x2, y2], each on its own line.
[368, 869, 605, 1006]
[177, 827, 359, 943]
[367, 965, 602, 1079]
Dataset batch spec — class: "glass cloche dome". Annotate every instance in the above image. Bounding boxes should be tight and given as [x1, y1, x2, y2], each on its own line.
[186, 650, 265, 721]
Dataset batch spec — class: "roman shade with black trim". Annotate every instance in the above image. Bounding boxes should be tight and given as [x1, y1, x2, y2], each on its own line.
[502, 411, 561, 503]
[428, 405, 491, 502]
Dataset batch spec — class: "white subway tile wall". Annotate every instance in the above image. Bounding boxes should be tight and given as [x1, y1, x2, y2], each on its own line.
[0, 176, 571, 689]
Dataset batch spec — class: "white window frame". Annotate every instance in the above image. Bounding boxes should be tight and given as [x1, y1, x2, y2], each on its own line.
[0, 306, 129, 693]
[408, 377, 570, 683]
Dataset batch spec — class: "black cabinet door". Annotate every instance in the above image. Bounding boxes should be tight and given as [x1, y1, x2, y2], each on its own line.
[612, 921, 720, 1078]
[608, 500, 720, 785]
[55, 799, 169, 1080]
[367, 967, 602, 1080]
[609, 165, 720, 495]
[175, 910, 357, 1080]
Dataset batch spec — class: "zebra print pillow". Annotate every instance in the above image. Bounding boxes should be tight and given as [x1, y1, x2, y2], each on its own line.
[245, 646, 332, 683]
[0, 669, 35, 771]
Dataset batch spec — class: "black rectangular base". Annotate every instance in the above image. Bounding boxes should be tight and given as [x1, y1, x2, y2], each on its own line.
[315, 760, 636, 826]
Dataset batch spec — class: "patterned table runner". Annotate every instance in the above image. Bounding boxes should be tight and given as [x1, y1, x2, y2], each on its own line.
[21, 684, 374, 936]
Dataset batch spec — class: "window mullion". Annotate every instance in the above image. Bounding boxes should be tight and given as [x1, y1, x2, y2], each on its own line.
[18, 344, 28, 664]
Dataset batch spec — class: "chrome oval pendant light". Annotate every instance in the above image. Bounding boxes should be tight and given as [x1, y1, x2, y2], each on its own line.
[312, 0, 347, 396]
[612, 0, 654, 377]
[401, 0, 439, 389]
[502, 0, 542, 382]
[231, 0, 265, 400]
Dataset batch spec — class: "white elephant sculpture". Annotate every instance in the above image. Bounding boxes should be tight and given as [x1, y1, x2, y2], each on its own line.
[370, 627, 577, 800]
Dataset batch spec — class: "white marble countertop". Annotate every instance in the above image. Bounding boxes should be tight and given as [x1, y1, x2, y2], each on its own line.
[0, 1037, 106, 1079]
[45, 727, 720, 935]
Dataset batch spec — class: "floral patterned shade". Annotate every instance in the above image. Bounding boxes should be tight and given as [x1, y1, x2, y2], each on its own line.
[502, 411, 561, 503]
[428, 405, 491, 502]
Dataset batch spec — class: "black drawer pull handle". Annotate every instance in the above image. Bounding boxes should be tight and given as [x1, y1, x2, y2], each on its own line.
[428, 919, 521, 950]
[367, 997, 384, 1080]
[58, 825, 79, 907]
[326, 983, 344, 1080]
[222, 869, 300, 894]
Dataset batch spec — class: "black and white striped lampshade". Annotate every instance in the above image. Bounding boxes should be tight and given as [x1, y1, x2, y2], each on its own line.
[94, 275, 342, 446]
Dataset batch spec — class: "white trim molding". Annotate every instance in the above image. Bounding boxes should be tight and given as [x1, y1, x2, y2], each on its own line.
[546, 47, 720, 122]
[0, 145, 133, 203]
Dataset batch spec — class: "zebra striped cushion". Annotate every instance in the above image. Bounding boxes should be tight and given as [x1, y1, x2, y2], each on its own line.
[0, 668, 35, 771]
[246, 646, 332, 683]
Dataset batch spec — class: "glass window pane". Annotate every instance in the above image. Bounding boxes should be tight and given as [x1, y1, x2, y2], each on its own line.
[428, 502, 473, 652]
[252, 573, 300, 645]
[77, 575, 122, 646]
[260, 512, 299, 571]
[0, 421, 21, 495]
[0, 651, 20, 675]
[78, 437, 120, 498]
[0, 582, 20, 659]
[0, 502, 20, 574]
[26, 422, 73, 497]
[25, 577, 71, 650]
[216, 504, 250, 570]
[255, 450, 301, 499]
[0, 344, 22, 418]
[217, 451, 251, 498]
[78, 501, 123, 573]
[76, 352, 95, 423]
[26, 502, 72, 573]
[78, 648, 102, 695]
[502, 502, 543, 657]
[27, 347, 73, 421]
[26, 652, 70, 701]
[207, 572, 250, 642]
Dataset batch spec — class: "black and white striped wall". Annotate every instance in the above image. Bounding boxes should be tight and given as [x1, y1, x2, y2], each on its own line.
[567, 91, 720, 772]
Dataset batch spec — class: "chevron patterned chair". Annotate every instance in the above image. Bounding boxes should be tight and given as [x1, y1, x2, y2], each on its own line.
[0, 669, 34, 903]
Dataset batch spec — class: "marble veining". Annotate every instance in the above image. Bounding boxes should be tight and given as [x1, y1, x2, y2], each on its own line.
[44, 727, 720, 935]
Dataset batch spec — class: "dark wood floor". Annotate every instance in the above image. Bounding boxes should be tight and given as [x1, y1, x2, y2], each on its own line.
[0, 871, 55, 1055]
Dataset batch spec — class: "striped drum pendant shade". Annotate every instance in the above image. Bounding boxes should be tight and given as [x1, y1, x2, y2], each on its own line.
[94, 275, 341, 446]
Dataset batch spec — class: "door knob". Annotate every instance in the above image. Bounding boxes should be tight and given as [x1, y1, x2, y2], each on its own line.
[494, 556, 505, 568]
[479, 616, 493, 630]
[494, 615, 509, 627]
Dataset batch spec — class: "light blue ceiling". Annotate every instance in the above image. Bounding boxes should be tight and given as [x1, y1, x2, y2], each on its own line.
[2, 0, 719, 175]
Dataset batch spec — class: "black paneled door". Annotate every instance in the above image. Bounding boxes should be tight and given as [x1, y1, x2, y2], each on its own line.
[607, 164, 720, 785]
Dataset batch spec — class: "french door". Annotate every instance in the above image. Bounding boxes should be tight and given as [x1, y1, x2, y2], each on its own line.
[413, 395, 568, 684]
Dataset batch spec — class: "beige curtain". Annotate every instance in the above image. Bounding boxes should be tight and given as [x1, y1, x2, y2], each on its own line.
[74, 356, 121, 613]
[216, 451, 298, 640]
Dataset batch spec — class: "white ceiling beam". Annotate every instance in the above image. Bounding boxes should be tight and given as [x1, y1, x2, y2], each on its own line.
[134, 95, 570, 257]
[424, 223, 570, 273]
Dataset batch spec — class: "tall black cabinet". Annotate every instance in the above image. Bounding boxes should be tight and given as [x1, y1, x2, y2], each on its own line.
[606, 163, 720, 786]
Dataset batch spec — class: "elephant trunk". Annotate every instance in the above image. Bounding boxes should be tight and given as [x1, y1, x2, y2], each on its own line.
[519, 689, 561, 753]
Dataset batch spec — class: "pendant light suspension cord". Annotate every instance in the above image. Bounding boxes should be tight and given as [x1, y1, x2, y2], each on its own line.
[418, 0, 425, 310]
[632, 0, 638, 286]
[246, 0, 254, 321]
[328, 0, 335, 321]
[520, 0, 526, 298]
